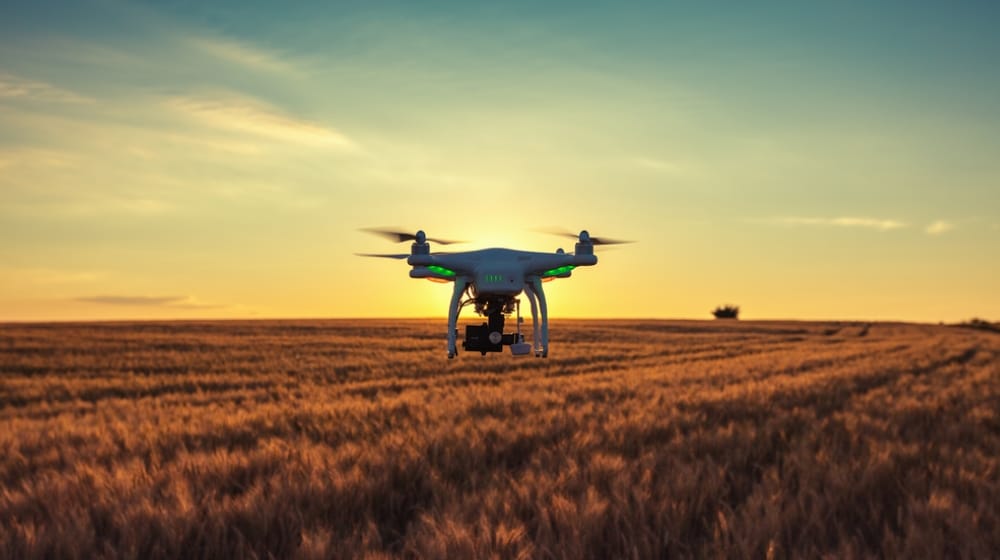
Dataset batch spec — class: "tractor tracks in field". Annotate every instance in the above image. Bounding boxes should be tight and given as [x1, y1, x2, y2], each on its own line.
[2, 326, 984, 488]
[658, 338, 988, 543]
[390, 331, 920, 394]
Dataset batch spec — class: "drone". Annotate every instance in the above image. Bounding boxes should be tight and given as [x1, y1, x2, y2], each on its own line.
[357, 228, 632, 358]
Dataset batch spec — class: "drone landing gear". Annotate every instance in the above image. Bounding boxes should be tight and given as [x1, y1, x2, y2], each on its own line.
[525, 278, 549, 358]
[447, 278, 468, 359]
[445, 278, 549, 358]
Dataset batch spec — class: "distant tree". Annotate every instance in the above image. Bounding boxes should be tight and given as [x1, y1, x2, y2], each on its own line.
[712, 304, 740, 320]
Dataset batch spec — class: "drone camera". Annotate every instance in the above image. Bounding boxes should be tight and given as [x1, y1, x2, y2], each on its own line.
[462, 324, 499, 353]
[462, 323, 507, 354]
[462, 322, 525, 355]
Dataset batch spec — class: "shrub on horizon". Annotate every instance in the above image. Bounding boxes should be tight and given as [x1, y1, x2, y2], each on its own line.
[956, 317, 1000, 333]
[712, 304, 740, 320]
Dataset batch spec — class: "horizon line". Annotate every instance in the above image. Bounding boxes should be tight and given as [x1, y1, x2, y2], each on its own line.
[0, 316, 978, 326]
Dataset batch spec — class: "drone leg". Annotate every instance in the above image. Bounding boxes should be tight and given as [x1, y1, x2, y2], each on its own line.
[524, 283, 540, 356]
[531, 278, 549, 358]
[447, 278, 468, 359]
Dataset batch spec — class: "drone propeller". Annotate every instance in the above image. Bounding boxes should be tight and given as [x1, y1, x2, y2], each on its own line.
[361, 228, 463, 245]
[355, 251, 455, 259]
[538, 228, 634, 246]
[355, 252, 410, 259]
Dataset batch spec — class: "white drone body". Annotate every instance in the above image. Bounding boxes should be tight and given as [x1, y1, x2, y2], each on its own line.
[358, 229, 627, 358]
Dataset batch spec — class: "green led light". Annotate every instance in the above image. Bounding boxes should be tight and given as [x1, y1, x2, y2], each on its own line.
[427, 265, 456, 277]
[542, 265, 576, 277]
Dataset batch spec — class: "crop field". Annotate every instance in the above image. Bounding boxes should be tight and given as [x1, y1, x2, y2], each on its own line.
[1, 319, 998, 558]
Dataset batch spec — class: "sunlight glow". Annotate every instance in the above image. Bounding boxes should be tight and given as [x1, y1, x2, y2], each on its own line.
[1, 2, 998, 322]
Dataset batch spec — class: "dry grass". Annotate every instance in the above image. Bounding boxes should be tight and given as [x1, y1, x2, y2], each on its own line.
[1, 319, 997, 558]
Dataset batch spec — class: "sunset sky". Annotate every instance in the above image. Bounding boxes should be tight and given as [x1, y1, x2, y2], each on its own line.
[2, 1, 998, 322]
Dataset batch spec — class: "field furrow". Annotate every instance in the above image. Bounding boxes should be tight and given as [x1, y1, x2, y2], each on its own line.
[0, 320, 997, 558]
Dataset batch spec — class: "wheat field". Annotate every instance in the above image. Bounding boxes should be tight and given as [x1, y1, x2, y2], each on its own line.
[1, 319, 997, 558]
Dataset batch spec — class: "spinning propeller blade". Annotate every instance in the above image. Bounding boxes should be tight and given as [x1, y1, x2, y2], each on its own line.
[361, 228, 463, 245]
[355, 253, 410, 259]
[538, 228, 635, 246]
[355, 252, 455, 259]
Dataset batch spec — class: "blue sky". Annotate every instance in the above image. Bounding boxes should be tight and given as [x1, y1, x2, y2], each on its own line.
[1, 1, 998, 321]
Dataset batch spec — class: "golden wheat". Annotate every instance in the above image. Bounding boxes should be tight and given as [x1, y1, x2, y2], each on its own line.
[1, 320, 997, 558]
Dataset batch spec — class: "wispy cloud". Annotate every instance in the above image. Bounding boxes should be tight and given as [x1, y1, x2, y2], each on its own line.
[0, 148, 79, 170]
[76, 295, 224, 309]
[0, 72, 92, 103]
[77, 295, 183, 306]
[187, 36, 301, 75]
[775, 217, 907, 231]
[632, 157, 685, 173]
[166, 94, 358, 151]
[925, 220, 954, 235]
[107, 197, 174, 215]
[3, 267, 103, 285]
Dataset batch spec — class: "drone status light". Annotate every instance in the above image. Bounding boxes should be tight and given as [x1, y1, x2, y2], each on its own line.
[542, 265, 576, 277]
[427, 265, 456, 277]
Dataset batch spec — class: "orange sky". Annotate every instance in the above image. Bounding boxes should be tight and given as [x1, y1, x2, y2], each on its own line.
[2, 2, 999, 322]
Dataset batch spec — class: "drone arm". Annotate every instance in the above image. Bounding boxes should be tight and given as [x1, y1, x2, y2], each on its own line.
[447, 277, 468, 358]
[531, 277, 549, 357]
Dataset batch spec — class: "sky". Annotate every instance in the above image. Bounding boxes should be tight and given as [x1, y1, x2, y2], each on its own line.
[1, 0, 998, 322]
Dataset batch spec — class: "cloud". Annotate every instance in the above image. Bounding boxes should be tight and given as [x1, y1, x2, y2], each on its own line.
[108, 197, 174, 215]
[77, 295, 183, 306]
[187, 36, 301, 75]
[0, 72, 92, 103]
[166, 94, 358, 151]
[169, 299, 227, 310]
[0, 148, 79, 170]
[76, 295, 224, 309]
[3, 267, 103, 285]
[775, 217, 906, 231]
[632, 157, 684, 173]
[925, 220, 954, 235]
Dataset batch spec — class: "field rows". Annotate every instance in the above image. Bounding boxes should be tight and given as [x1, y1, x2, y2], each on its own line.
[1, 320, 997, 558]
